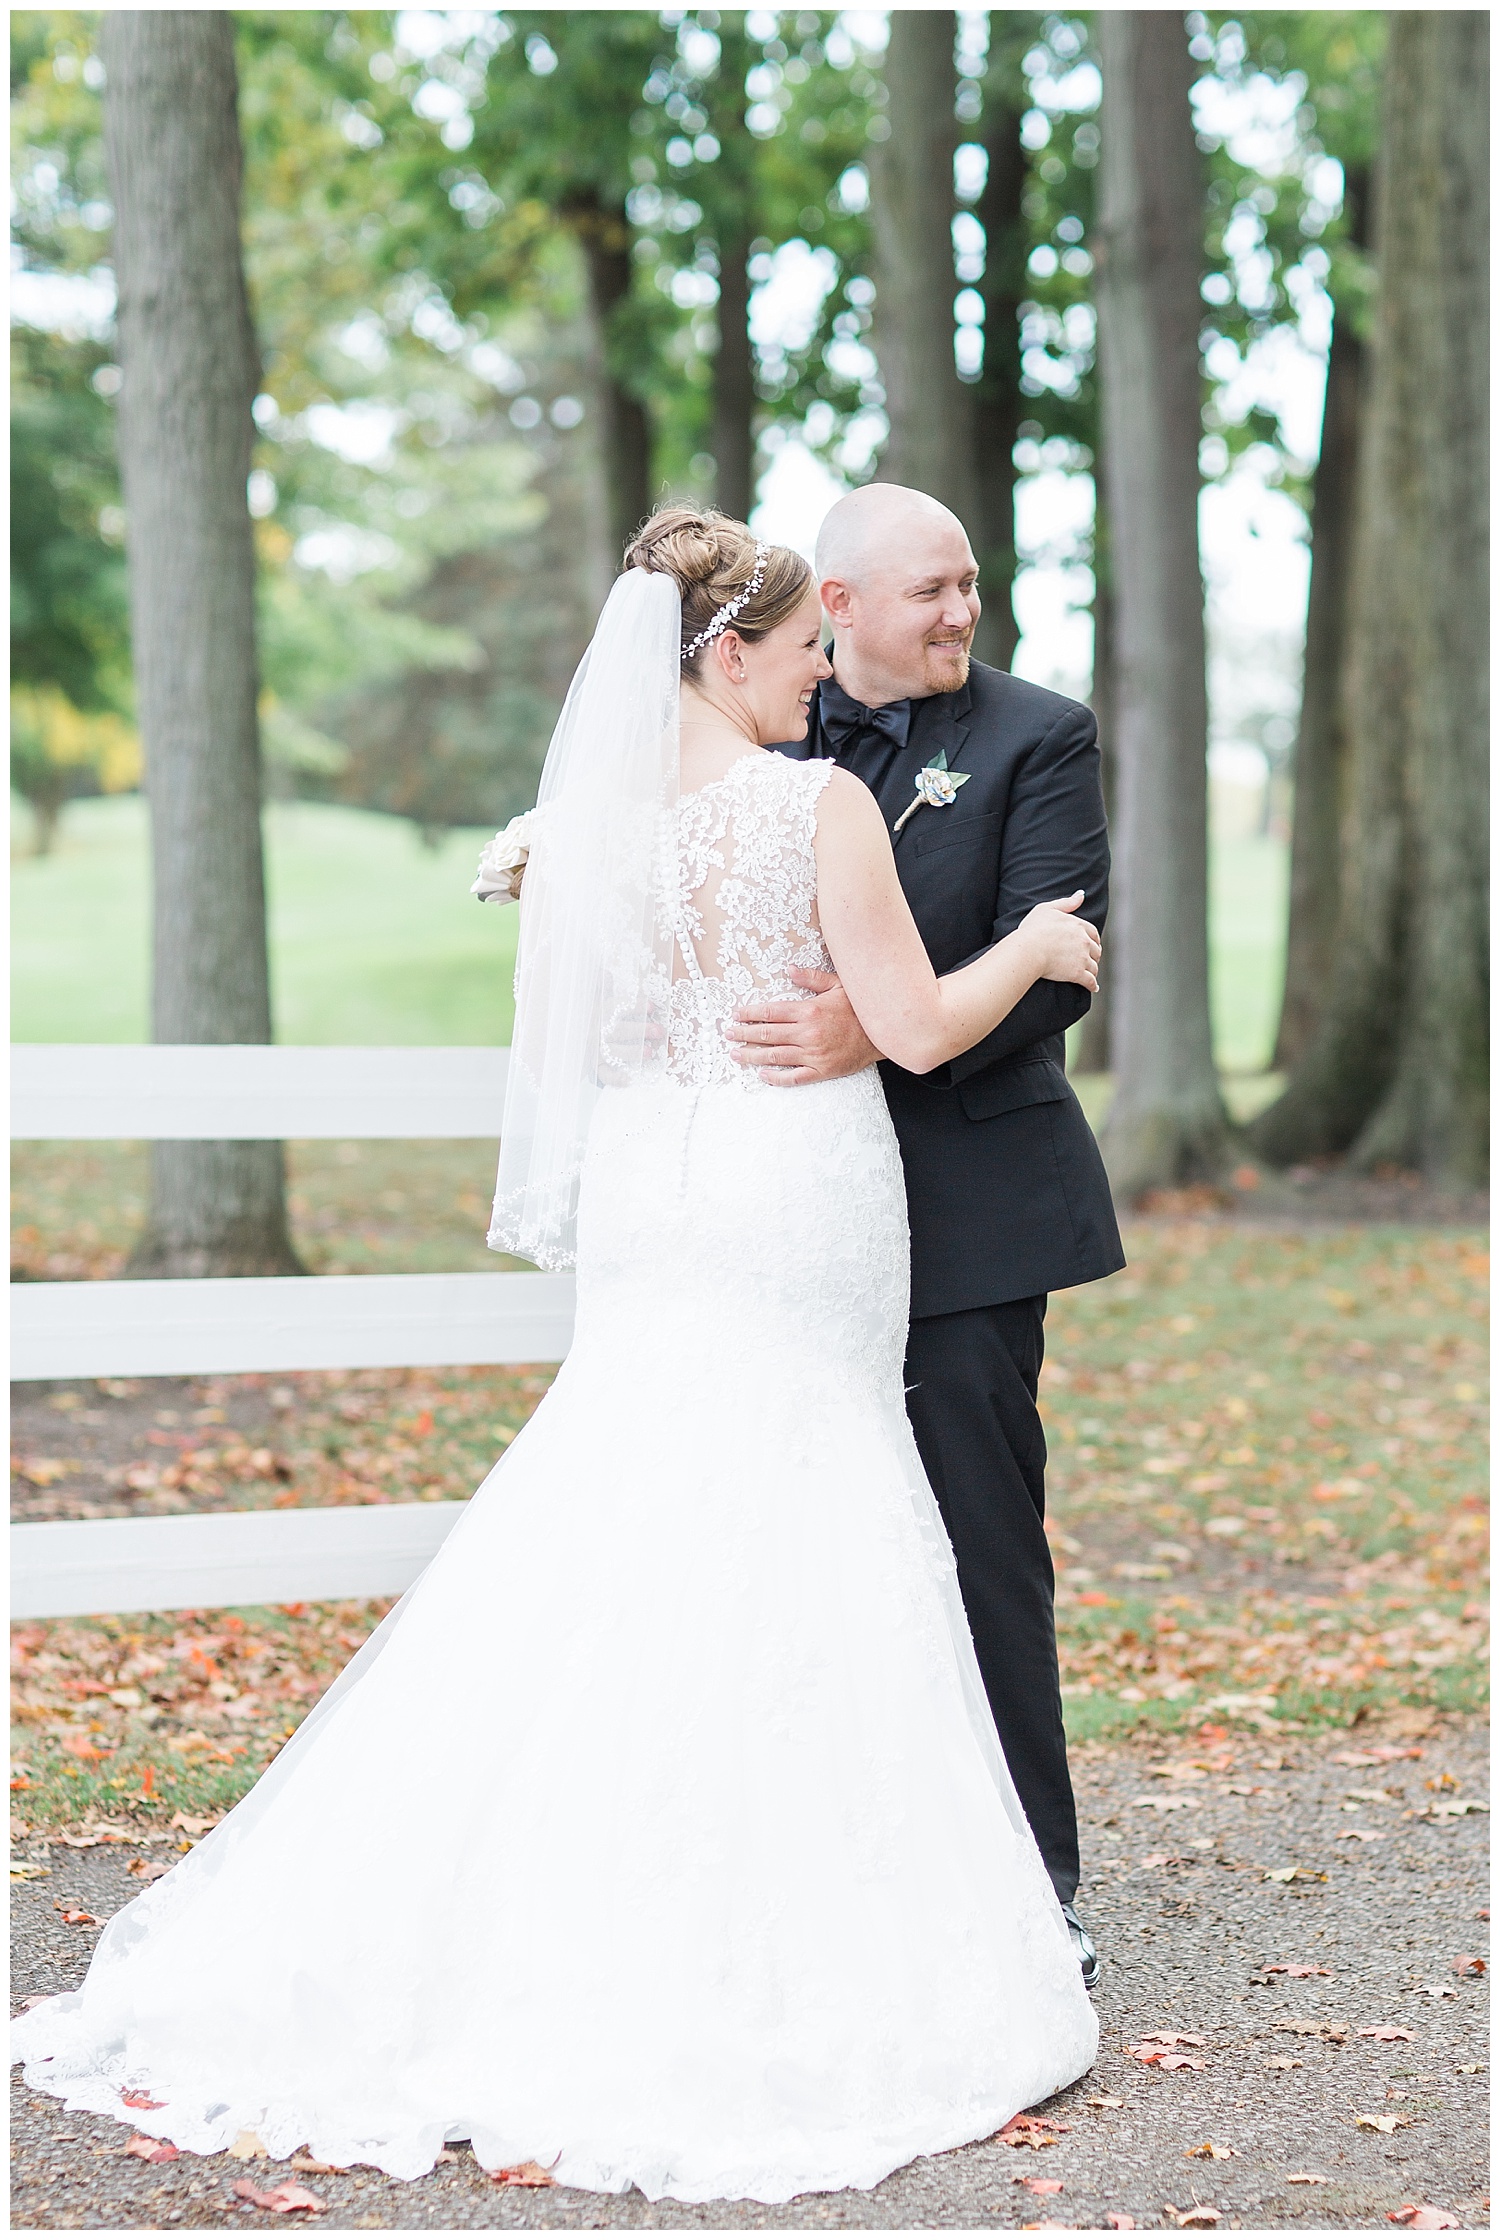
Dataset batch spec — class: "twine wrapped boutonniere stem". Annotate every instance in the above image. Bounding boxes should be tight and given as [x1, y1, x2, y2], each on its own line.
[892, 749, 971, 836]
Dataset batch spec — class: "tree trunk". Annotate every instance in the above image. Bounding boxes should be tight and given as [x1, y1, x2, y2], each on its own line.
[970, 94, 1025, 670]
[570, 193, 654, 559]
[1252, 14, 1488, 1182]
[1092, 11, 1227, 1196]
[1073, 534, 1116, 1075]
[100, 12, 300, 1279]
[712, 213, 755, 522]
[872, 11, 973, 510]
[1271, 166, 1368, 1070]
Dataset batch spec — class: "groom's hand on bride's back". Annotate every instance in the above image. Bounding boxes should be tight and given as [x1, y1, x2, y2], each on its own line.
[727, 970, 881, 1086]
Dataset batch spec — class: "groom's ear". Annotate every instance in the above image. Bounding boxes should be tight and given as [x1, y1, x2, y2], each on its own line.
[820, 576, 855, 630]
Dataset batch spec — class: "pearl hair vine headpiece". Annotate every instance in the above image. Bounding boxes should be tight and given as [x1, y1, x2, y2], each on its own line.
[681, 541, 768, 662]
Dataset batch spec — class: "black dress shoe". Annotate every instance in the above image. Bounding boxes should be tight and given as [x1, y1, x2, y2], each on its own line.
[1061, 1902, 1101, 1990]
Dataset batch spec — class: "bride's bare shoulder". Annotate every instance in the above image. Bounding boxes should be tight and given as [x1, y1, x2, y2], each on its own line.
[815, 764, 889, 845]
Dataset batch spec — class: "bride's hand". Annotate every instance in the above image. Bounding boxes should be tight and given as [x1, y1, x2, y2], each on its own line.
[1017, 892, 1101, 991]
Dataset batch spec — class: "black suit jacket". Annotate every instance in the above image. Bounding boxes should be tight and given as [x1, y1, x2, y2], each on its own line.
[778, 661, 1125, 1318]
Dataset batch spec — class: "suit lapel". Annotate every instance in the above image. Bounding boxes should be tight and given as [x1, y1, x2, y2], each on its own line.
[886, 680, 975, 846]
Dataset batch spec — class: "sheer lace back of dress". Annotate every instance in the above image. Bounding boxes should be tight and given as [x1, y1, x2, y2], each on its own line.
[662, 753, 836, 1088]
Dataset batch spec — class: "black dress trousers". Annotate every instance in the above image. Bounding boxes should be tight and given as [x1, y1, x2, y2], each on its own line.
[901, 1295, 1079, 1907]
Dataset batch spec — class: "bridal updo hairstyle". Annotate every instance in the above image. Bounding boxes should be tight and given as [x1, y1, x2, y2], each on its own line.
[625, 505, 812, 676]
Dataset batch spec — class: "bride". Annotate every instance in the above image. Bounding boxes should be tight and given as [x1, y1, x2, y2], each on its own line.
[14, 508, 1100, 2204]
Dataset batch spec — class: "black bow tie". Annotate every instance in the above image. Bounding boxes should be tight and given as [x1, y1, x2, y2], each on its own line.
[818, 680, 913, 760]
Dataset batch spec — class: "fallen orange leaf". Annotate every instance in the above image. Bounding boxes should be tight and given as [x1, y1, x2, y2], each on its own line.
[999, 2114, 1071, 2148]
[1263, 1964, 1331, 1978]
[1388, 2210, 1460, 2231]
[1018, 2175, 1065, 2194]
[1287, 2174, 1330, 2185]
[120, 2089, 166, 2110]
[1185, 2142, 1239, 2160]
[490, 2161, 559, 2187]
[1106, 2218, 1136, 2232]
[1359, 2026, 1416, 2043]
[125, 2135, 178, 2163]
[231, 2178, 327, 2214]
[1450, 1955, 1486, 1977]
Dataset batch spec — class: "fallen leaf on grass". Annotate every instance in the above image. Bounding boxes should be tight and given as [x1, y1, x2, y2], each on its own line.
[999, 2114, 1072, 2148]
[1449, 1954, 1486, 1976]
[1331, 1747, 1424, 1766]
[169, 1812, 221, 1836]
[9, 1862, 51, 1880]
[1359, 2027, 1416, 2043]
[490, 2160, 559, 2187]
[1184, 2141, 1239, 2160]
[127, 1857, 173, 1881]
[1013, 2174, 1065, 2194]
[125, 2134, 179, 2163]
[228, 2129, 270, 2159]
[1387, 2208, 1460, 2230]
[232, 2179, 327, 2214]
[1356, 2112, 1411, 2134]
[120, 2089, 166, 2110]
[55, 1907, 106, 1927]
[1287, 2174, 1330, 2185]
[1262, 1963, 1331, 1977]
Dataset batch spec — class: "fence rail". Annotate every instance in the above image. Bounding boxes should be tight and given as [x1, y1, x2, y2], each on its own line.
[13, 1270, 576, 1382]
[12, 1044, 551, 1619]
[12, 1503, 468, 1622]
[11, 1042, 511, 1140]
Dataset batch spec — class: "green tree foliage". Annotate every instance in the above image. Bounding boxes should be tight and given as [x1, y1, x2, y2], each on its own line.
[10, 321, 129, 715]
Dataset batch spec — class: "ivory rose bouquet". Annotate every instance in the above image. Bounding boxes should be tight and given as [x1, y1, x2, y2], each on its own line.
[472, 810, 536, 905]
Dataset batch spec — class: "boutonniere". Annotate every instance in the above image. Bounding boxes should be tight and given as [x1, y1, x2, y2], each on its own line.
[892, 749, 971, 836]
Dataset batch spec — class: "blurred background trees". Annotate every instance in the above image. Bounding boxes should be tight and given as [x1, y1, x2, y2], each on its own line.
[11, 7, 1488, 1199]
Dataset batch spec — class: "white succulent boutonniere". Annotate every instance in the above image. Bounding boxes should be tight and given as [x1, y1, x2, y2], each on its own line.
[892, 749, 971, 836]
[472, 810, 536, 905]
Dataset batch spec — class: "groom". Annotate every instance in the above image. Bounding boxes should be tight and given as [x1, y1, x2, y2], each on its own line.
[732, 482, 1124, 1983]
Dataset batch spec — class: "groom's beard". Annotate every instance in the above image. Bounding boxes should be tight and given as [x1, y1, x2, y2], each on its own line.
[920, 633, 973, 694]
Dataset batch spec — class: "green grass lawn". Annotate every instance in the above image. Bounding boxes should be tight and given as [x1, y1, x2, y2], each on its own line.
[11, 795, 519, 1047]
[13, 795, 1284, 1067]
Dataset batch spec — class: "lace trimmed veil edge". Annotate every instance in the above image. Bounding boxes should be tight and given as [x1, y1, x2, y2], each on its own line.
[488, 569, 682, 1270]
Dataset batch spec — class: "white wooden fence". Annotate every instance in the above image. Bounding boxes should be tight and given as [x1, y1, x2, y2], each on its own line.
[11, 1045, 573, 1620]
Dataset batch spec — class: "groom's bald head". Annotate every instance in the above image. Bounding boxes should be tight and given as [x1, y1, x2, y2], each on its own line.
[815, 483, 981, 703]
[815, 483, 965, 587]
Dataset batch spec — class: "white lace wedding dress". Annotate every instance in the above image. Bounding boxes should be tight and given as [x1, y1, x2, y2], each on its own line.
[13, 751, 1097, 2203]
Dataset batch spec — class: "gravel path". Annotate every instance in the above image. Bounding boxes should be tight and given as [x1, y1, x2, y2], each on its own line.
[12, 1719, 1488, 2232]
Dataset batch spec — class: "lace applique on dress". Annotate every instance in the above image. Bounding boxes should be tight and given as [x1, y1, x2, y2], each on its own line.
[661, 753, 836, 1088]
